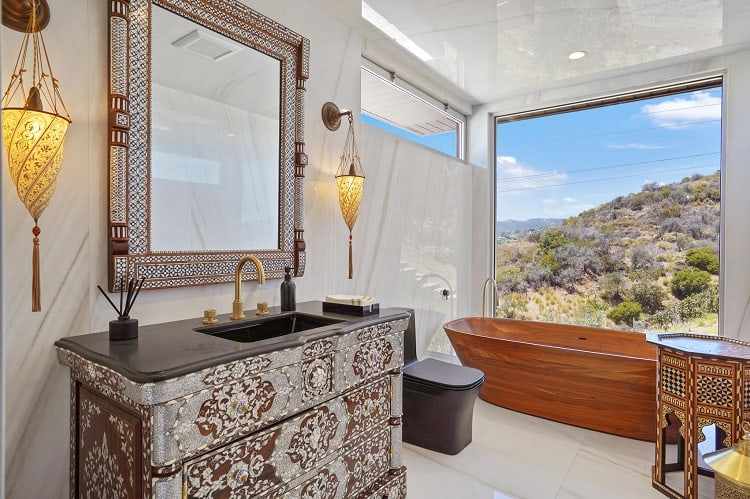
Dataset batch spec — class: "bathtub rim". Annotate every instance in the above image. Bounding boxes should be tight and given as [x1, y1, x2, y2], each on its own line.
[443, 316, 657, 362]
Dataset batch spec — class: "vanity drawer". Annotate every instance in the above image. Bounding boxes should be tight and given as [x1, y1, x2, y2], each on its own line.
[154, 334, 405, 466]
[184, 377, 392, 498]
[154, 351, 341, 465]
[340, 331, 404, 389]
[267, 427, 392, 499]
[154, 366, 293, 465]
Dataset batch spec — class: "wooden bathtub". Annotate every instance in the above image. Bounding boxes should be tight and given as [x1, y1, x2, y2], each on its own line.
[443, 317, 657, 441]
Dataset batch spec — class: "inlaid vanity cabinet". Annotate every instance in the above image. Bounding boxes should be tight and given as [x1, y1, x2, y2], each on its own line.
[56, 304, 409, 498]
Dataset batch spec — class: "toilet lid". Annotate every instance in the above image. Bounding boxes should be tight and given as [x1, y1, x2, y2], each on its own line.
[403, 358, 484, 389]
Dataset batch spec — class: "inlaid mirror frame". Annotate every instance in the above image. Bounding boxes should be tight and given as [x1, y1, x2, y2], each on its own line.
[108, 0, 309, 291]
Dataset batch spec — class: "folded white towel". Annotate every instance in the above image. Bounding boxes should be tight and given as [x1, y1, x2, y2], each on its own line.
[325, 294, 378, 306]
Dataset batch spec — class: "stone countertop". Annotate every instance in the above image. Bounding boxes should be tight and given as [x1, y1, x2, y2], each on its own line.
[55, 301, 410, 384]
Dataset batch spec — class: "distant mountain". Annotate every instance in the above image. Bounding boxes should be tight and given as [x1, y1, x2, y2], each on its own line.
[497, 218, 562, 233]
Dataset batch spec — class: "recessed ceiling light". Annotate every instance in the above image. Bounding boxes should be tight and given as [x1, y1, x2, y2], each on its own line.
[568, 51, 587, 60]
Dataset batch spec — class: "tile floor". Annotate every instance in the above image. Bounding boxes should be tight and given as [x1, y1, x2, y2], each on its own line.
[402, 399, 715, 499]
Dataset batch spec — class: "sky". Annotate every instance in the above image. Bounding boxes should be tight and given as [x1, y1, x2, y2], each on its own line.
[495, 87, 722, 222]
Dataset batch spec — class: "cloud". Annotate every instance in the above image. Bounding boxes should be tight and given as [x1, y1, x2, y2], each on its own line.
[641, 90, 721, 128]
[642, 179, 665, 188]
[496, 155, 567, 195]
[607, 143, 667, 150]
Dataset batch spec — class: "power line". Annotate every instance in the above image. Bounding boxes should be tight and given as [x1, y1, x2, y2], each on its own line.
[497, 164, 717, 193]
[497, 151, 720, 183]
[643, 101, 720, 115]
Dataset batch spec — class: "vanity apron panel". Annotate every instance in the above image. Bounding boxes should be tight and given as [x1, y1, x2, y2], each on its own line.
[56, 346, 304, 406]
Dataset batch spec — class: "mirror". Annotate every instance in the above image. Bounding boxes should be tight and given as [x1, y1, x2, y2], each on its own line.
[108, 0, 309, 290]
[150, 7, 281, 252]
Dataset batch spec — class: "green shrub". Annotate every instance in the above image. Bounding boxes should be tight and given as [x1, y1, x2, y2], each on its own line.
[607, 301, 642, 325]
[685, 247, 719, 274]
[660, 205, 682, 218]
[671, 268, 711, 298]
[539, 253, 560, 274]
[538, 229, 569, 255]
[631, 282, 667, 314]
[678, 286, 719, 320]
[599, 272, 626, 304]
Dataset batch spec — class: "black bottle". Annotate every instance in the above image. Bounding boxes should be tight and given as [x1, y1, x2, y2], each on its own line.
[280, 266, 296, 311]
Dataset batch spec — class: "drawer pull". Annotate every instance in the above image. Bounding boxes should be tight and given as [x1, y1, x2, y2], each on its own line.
[234, 400, 250, 417]
[235, 469, 250, 484]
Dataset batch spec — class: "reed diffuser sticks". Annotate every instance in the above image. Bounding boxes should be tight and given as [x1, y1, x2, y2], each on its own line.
[97, 277, 145, 319]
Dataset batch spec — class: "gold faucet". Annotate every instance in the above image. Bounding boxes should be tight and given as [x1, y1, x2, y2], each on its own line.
[482, 277, 498, 318]
[231, 255, 265, 320]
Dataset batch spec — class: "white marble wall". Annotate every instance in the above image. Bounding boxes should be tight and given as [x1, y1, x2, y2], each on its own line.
[1, 0, 476, 496]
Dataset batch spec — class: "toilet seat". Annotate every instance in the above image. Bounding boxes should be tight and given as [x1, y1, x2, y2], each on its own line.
[403, 358, 484, 391]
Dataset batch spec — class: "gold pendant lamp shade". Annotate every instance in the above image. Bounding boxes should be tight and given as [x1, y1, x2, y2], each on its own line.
[2, 0, 71, 311]
[704, 421, 750, 497]
[322, 102, 365, 279]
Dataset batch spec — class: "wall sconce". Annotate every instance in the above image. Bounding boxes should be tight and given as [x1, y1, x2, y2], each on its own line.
[322, 102, 364, 279]
[2, 0, 71, 311]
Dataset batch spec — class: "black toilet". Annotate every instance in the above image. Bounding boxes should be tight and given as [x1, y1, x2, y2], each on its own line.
[401, 312, 484, 455]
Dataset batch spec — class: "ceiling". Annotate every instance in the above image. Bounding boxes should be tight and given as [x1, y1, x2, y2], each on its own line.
[318, 0, 750, 109]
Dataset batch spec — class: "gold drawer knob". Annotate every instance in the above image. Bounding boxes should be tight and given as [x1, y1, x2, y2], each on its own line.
[235, 400, 250, 416]
[235, 469, 250, 484]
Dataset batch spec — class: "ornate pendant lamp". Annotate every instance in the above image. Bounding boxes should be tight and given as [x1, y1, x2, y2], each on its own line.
[322, 102, 365, 279]
[2, 0, 71, 311]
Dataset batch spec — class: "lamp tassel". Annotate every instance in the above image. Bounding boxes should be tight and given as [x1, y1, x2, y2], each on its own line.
[348, 232, 353, 280]
[32, 223, 41, 312]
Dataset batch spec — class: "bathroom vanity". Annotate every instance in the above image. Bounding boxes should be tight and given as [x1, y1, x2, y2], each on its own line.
[55, 302, 409, 498]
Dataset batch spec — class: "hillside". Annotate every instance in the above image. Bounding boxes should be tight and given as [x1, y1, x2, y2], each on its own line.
[495, 171, 720, 332]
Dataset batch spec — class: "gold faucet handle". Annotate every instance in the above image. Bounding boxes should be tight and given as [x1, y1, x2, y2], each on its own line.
[202, 309, 218, 324]
[256, 302, 269, 316]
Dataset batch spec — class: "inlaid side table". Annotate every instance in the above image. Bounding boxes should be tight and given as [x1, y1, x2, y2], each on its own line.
[647, 333, 750, 499]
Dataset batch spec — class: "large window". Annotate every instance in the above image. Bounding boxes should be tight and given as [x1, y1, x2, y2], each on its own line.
[494, 79, 722, 334]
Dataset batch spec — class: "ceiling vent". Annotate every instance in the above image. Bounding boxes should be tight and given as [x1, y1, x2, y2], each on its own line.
[172, 29, 241, 62]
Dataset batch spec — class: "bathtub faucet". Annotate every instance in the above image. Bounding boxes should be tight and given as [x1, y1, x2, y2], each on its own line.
[482, 277, 498, 317]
